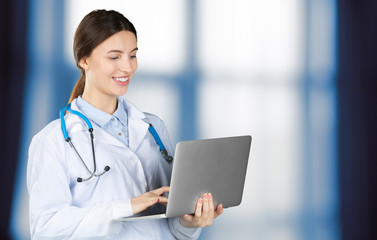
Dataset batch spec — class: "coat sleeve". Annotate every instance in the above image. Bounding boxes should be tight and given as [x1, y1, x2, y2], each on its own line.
[27, 132, 133, 239]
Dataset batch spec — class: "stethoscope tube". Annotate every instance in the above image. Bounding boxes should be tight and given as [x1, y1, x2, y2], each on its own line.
[60, 104, 173, 183]
[60, 104, 110, 182]
[148, 124, 173, 163]
[73, 129, 110, 182]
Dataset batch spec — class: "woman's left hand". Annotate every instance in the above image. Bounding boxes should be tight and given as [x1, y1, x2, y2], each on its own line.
[179, 193, 223, 228]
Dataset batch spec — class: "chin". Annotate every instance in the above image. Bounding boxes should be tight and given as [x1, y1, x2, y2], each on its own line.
[115, 87, 129, 97]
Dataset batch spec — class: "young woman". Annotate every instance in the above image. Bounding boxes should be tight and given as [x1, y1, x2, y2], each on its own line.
[27, 9, 223, 239]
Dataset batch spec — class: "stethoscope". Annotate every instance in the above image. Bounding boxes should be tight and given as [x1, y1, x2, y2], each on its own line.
[60, 103, 173, 183]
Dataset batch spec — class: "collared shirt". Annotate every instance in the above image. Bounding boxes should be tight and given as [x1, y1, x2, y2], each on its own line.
[76, 96, 129, 147]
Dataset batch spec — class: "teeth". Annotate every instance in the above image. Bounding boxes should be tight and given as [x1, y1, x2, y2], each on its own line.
[114, 77, 129, 82]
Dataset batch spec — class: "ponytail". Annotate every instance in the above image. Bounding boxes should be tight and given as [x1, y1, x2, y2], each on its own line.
[68, 71, 85, 103]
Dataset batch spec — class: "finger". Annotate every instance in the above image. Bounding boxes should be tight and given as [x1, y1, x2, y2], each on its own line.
[147, 195, 159, 206]
[132, 196, 158, 214]
[208, 193, 215, 212]
[195, 198, 203, 217]
[214, 203, 224, 218]
[183, 214, 193, 222]
[157, 196, 168, 205]
[207, 193, 215, 224]
[202, 193, 210, 220]
[151, 186, 170, 196]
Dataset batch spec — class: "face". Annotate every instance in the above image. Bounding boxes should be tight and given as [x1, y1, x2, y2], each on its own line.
[80, 30, 138, 101]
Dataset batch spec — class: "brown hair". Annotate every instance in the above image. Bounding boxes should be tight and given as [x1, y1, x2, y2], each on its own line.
[68, 9, 137, 103]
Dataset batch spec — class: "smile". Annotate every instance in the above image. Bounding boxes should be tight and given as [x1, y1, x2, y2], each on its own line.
[113, 77, 129, 82]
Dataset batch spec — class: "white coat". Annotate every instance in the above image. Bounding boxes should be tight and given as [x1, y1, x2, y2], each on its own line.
[27, 98, 201, 239]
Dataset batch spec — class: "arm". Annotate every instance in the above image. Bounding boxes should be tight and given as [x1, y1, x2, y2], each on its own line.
[27, 134, 131, 238]
[28, 132, 171, 239]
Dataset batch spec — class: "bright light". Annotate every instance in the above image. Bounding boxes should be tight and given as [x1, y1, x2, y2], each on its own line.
[198, 0, 304, 79]
[65, 0, 187, 74]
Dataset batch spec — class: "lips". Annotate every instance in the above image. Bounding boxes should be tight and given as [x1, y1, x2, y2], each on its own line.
[112, 76, 130, 86]
[113, 77, 129, 82]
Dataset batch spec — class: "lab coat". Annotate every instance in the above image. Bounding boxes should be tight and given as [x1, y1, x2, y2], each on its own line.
[27, 98, 201, 239]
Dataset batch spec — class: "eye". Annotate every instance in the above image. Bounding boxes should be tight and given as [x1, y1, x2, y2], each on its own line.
[130, 55, 137, 60]
[110, 56, 119, 60]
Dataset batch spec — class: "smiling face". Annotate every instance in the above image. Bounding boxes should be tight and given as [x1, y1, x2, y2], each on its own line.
[79, 30, 138, 107]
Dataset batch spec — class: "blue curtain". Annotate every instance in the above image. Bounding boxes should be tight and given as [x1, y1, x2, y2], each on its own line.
[10, 1, 77, 239]
[0, 0, 29, 238]
[338, 0, 377, 239]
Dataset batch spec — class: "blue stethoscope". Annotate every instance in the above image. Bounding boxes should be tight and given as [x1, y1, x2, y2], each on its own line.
[60, 103, 173, 183]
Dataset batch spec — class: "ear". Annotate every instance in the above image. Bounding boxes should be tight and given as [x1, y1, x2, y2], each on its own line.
[79, 57, 90, 70]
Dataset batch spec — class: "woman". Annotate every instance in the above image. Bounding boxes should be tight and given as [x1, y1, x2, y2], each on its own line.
[27, 9, 223, 239]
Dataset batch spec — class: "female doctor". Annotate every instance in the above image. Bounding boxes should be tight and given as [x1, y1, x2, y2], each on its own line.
[27, 9, 223, 239]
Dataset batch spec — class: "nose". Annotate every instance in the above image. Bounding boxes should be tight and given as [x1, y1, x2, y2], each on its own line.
[119, 58, 134, 73]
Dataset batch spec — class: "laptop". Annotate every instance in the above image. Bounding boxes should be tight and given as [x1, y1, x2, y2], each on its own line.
[119, 135, 252, 221]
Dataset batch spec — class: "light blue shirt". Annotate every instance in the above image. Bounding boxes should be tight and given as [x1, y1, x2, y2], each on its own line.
[76, 96, 129, 147]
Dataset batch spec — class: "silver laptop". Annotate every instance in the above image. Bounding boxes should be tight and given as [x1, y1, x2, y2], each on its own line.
[120, 135, 252, 221]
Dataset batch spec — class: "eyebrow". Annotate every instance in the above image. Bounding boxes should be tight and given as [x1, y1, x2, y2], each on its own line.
[107, 47, 138, 54]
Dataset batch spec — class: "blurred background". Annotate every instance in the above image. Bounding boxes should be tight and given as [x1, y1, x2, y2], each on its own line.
[0, 0, 376, 239]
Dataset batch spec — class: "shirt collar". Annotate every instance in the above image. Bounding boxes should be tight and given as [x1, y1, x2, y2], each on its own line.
[75, 96, 128, 128]
[113, 98, 128, 127]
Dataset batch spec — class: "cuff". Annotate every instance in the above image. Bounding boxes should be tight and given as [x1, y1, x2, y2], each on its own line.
[168, 217, 202, 239]
[111, 199, 133, 220]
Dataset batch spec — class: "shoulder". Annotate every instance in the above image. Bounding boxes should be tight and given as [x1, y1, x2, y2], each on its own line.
[28, 119, 66, 160]
[31, 113, 85, 146]
[144, 112, 165, 127]
[31, 119, 62, 144]
[144, 112, 171, 136]
[28, 119, 66, 172]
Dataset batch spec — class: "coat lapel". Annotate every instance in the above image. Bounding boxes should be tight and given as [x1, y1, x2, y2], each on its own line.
[123, 98, 150, 152]
[128, 117, 149, 152]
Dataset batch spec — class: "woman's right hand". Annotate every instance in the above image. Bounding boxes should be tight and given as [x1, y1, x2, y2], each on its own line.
[131, 186, 170, 215]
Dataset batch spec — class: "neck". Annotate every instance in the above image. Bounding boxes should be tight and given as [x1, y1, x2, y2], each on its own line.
[81, 93, 118, 115]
